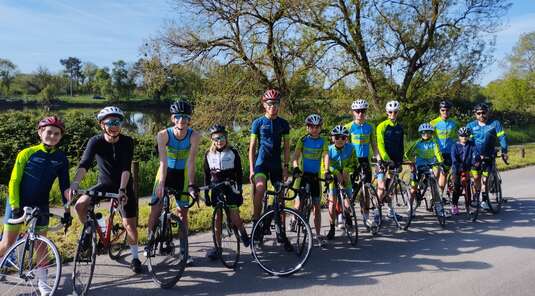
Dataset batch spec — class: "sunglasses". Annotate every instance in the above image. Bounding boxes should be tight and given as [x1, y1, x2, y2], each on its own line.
[476, 111, 487, 115]
[307, 124, 321, 129]
[459, 135, 469, 138]
[174, 114, 192, 121]
[334, 135, 347, 140]
[264, 101, 280, 107]
[387, 111, 398, 114]
[353, 109, 366, 114]
[104, 119, 123, 127]
[440, 108, 449, 112]
[421, 131, 433, 135]
[211, 135, 227, 142]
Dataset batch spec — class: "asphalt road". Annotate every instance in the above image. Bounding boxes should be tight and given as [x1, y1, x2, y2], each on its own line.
[52, 165, 535, 296]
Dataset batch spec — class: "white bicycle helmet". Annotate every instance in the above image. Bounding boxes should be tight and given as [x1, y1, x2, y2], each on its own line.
[351, 99, 369, 110]
[305, 114, 322, 125]
[418, 122, 434, 133]
[97, 106, 125, 121]
[331, 125, 349, 136]
[385, 100, 400, 112]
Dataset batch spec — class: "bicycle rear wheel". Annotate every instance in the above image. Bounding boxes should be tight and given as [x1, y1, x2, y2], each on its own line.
[251, 208, 312, 276]
[108, 207, 128, 260]
[0, 236, 61, 296]
[485, 171, 503, 214]
[212, 207, 240, 269]
[72, 220, 98, 296]
[146, 214, 188, 289]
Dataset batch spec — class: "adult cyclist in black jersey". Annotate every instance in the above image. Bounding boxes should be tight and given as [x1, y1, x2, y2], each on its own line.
[67, 106, 142, 273]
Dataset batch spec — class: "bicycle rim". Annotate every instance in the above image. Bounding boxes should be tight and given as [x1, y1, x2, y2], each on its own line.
[108, 208, 128, 260]
[0, 236, 61, 296]
[344, 202, 358, 246]
[297, 200, 312, 255]
[147, 215, 188, 289]
[366, 184, 382, 235]
[251, 209, 312, 276]
[486, 172, 503, 214]
[391, 180, 413, 230]
[212, 207, 240, 269]
[430, 179, 446, 227]
[467, 182, 480, 222]
[72, 221, 97, 296]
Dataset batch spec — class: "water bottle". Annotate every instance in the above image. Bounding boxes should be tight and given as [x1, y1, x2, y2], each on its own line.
[95, 212, 107, 234]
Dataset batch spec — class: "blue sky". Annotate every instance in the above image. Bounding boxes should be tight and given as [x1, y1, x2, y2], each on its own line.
[1, 0, 534, 85]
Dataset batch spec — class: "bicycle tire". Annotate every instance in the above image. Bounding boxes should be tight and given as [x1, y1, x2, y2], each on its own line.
[147, 214, 188, 289]
[251, 208, 312, 276]
[297, 197, 312, 254]
[108, 207, 128, 260]
[430, 178, 446, 227]
[464, 179, 479, 222]
[344, 198, 359, 246]
[212, 207, 240, 269]
[72, 220, 98, 296]
[390, 179, 413, 230]
[366, 184, 382, 235]
[0, 236, 62, 296]
[485, 171, 503, 214]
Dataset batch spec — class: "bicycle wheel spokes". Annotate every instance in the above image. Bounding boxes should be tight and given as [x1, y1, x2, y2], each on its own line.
[72, 221, 97, 296]
[108, 208, 128, 260]
[485, 172, 503, 214]
[147, 215, 188, 289]
[430, 179, 446, 227]
[390, 180, 413, 230]
[251, 209, 312, 276]
[0, 236, 61, 296]
[213, 208, 240, 269]
[366, 185, 382, 235]
[344, 202, 358, 245]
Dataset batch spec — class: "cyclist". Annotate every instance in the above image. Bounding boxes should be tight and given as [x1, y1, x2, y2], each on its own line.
[203, 124, 250, 259]
[375, 100, 404, 221]
[0, 116, 71, 296]
[406, 123, 445, 216]
[326, 125, 356, 240]
[344, 99, 380, 229]
[450, 127, 480, 215]
[147, 100, 201, 265]
[466, 103, 508, 209]
[68, 106, 142, 273]
[430, 100, 459, 199]
[249, 89, 291, 225]
[291, 114, 330, 247]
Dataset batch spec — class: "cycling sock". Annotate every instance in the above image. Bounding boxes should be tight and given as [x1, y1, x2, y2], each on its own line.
[130, 245, 139, 259]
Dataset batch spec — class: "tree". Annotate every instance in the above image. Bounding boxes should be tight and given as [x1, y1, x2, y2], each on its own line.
[82, 62, 99, 94]
[288, 0, 510, 108]
[95, 67, 112, 97]
[0, 58, 18, 96]
[112, 60, 130, 99]
[60, 57, 84, 96]
[139, 40, 171, 100]
[508, 31, 535, 75]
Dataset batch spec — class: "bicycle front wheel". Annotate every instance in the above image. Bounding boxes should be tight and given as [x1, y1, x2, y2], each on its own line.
[485, 171, 503, 214]
[72, 220, 97, 296]
[108, 207, 128, 260]
[146, 214, 188, 289]
[390, 180, 413, 230]
[344, 199, 359, 246]
[212, 207, 240, 269]
[0, 236, 61, 296]
[251, 208, 312, 276]
[430, 179, 446, 227]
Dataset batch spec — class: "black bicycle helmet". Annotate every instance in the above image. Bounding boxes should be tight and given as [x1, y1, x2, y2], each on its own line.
[170, 100, 193, 115]
[439, 100, 453, 109]
[473, 102, 489, 113]
[208, 124, 227, 135]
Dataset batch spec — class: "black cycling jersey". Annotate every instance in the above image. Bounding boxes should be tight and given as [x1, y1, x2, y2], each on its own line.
[204, 147, 243, 189]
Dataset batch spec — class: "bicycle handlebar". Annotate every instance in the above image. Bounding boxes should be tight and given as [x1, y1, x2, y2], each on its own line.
[8, 207, 70, 233]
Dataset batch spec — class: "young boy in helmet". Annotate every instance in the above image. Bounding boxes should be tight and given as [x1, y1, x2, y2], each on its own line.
[147, 99, 201, 265]
[1, 116, 71, 295]
[450, 127, 480, 215]
[406, 123, 444, 216]
[291, 114, 330, 247]
[326, 125, 356, 240]
[203, 124, 250, 259]
[68, 106, 142, 273]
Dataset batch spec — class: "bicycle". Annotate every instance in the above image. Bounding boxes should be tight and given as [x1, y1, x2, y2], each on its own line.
[480, 150, 508, 214]
[410, 164, 446, 228]
[144, 188, 193, 289]
[352, 164, 381, 235]
[446, 171, 480, 221]
[250, 178, 312, 276]
[375, 161, 413, 231]
[71, 189, 128, 296]
[0, 206, 70, 296]
[331, 175, 359, 245]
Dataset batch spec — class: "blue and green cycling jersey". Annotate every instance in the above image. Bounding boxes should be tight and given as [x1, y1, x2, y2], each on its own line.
[250, 115, 290, 167]
[328, 143, 356, 175]
[430, 116, 459, 154]
[344, 121, 375, 158]
[405, 138, 444, 169]
[295, 135, 328, 174]
[8, 143, 70, 209]
[376, 118, 404, 163]
[466, 119, 508, 157]
[166, 127, 192, 170]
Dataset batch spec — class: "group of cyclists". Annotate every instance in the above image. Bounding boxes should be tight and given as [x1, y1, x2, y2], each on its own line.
[0, 88, 509, 295]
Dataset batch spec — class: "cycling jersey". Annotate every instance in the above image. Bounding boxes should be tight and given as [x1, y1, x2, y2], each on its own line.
[204, 147, 243, 207]
[451, 140, 480, 173]
[328, 143, 356, 175]
[405, 138, 444, 169]
[430, 116, 459, 154]
[250, 115, 290, 167]
[466, 119, 508, 157]
[8, 143, 69, 209]
[295, 135, 328, 174]
[166, 127, 192, 170]
[344, 121, 375, 158]
[376, 118, 404, 163]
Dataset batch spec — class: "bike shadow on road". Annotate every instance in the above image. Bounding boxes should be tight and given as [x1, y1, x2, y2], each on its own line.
[56, 196, 535, 295]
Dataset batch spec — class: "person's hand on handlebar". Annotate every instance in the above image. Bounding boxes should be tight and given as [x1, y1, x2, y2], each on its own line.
[189, 184, 200, 200]
[292, 166, 302, 177]
[502, 153, 509, 164]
